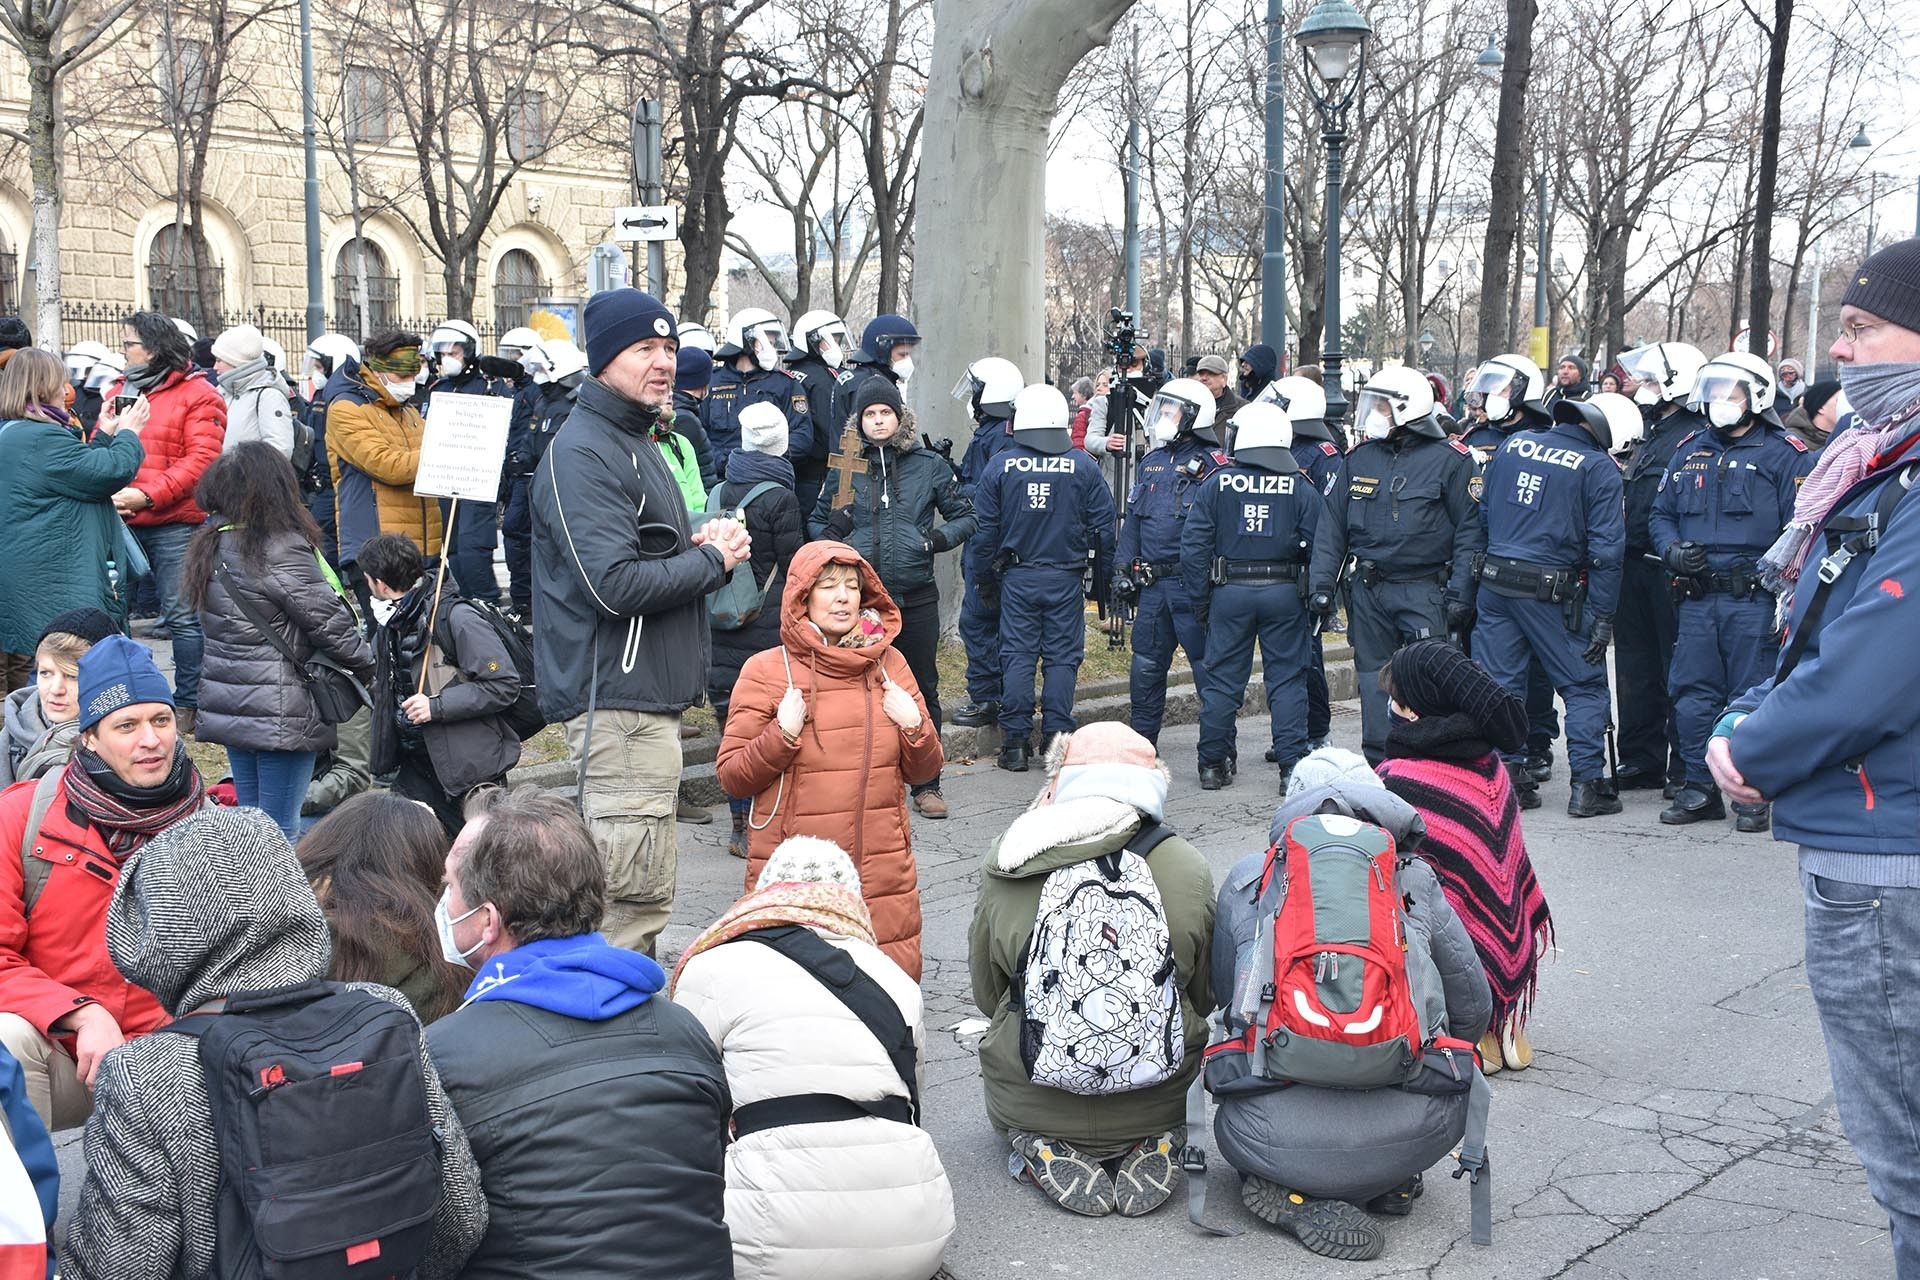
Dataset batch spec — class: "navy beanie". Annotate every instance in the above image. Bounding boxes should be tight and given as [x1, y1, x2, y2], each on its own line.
[675, 347, 714, 392]
[1844, 239, 1920, 337]
[77, 634, 174, 730]
[583, 289, 678, 376]
[0, 316, 30, 351]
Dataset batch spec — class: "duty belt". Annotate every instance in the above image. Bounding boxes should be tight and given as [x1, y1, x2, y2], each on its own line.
[1130, 558, 1182, 588]
[1210, 557, 1302, 585]
[1676, 561, 1762, 600]
[1479, 555, 1577, 602]
[1358, 561, 1447, 588]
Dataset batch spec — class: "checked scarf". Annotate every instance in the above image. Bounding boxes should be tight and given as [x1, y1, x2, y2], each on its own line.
[62, 744, 206, 855]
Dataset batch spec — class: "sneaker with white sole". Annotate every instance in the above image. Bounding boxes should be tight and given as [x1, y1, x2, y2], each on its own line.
[1009, 1131, 1116, 1217]
[1113, 1131, 1182, 1217]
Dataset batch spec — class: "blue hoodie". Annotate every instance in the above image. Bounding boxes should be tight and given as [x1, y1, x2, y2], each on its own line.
[462, 933, 665, 1020]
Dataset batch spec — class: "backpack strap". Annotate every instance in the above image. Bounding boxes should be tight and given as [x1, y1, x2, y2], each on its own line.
[1123, 819, 1176, 858]
[1181, 1027, 1241, 1237]
[1780, 461, 1918, 680]
[16, 771, 63, 918]
[1452, 1062, 1494, 1246]
[730, 480, 782, 518]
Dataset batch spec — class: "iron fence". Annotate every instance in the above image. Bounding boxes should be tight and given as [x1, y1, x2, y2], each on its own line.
[36, 302, 514, 354]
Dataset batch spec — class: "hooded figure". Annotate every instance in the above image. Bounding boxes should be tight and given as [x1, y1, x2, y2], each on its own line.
[715, 542, 943, 978]
[62, 807, 487, 1280]
[1239, 343, 1279, 399]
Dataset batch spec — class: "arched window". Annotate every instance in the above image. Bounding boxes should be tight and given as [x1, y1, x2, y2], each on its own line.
[333, 237, 397, 337]
[493, 248, 548, 334]
[147, 223, 223, 331]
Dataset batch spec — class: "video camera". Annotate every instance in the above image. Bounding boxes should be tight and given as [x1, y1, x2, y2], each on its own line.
[1105, 308, 1144, 364]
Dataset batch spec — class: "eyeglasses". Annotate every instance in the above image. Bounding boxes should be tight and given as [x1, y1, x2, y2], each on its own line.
[1837, 320, 1886, 345]
[121, 339, 145, 350]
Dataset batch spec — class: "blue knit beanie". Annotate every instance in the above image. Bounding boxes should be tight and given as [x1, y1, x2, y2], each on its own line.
[78, 634, 175, 730]
[583, 289, 678, 376]
[675, 347, 714, 392]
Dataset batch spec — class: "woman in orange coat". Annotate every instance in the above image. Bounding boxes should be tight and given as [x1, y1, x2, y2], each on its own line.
[716, 541, 943, 978]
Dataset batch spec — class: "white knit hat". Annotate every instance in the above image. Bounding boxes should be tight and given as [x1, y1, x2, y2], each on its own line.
[739, 401, 789, 456]
[1285, 746, 1377, 797]
[755, 835, 861, 892]
[212, 323, 264, 367]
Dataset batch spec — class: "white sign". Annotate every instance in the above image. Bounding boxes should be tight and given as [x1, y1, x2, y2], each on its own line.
[1731, 327, 1780, 359]
[414, 392, 512, 501]
[614, 204, 678, 242]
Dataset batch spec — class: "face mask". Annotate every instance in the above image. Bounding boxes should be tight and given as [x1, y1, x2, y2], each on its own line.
[1633, 384, 1661, 407]
[435, 888, 485, 968]
[437, 355, 465, 378]
[384, 379, 416, 403]
[892, 354, 914, 387]
[1706, 401, 1746, 430]
[1363, 408, 1392, 440]
[1484, 393, 1511, 422]
[1838, 360, 1920, 429]
[368, 596, 398, 625]
[818, 338, 844, 369]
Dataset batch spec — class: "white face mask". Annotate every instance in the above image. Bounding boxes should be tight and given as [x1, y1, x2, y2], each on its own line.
[1484, 393, 1511, 422]
[368, 596, 398, 626]
[435, 888, 485, 968]
[891, 354, 914, 387]
[437, 355, 465, 379]
[1634, 384, 1661, 407]
[1149, 406, 1182, 447]
[384, 379, 416, 403]
[1363, 408, 1392, 439]
[818, 338, 844, 369]
[1706, 401, 1745, 430]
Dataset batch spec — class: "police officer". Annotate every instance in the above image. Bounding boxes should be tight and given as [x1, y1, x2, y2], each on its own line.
[786, 310, 852, 514]
[1474, 394, 1633, 816]
[831, 314, 921, 431]
[1650, 351, 1813, 830]
[424, 319, 514, 605]
[1308, 365, 1485, 764]
[1111, 377, 1228, 745]
[1463, 353, 1564, 791]
[299, 333, 360, 567]
[502, 339, 588, 623]
[704, 309, 814, 477]
[973, 384, 1116, 772]
[1265, 375, 1341, 753]
[1181, 402, 1320, 788]
[949, 356, 1025, 728]
[1614, 341, 1710, 795]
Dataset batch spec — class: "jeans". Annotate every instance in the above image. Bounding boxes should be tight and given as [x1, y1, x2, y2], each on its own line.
[227, 747, 318, 842]
[1800, 865, 1920, 1277]
[134, 522, 202, 705]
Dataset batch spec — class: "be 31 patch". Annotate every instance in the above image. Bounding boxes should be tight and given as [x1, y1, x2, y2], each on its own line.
[1468, 474, 1484, 502]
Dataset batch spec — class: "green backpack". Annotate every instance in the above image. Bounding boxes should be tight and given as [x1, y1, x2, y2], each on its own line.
[705, 480, 784, 630]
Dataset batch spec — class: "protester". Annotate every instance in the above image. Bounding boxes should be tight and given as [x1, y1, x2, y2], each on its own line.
[1598, 369, 1626, 396]
[1, 609, 118, 787]
[1543, 354, 1591, 408]
[61, 806, 488, 1280]
[300, 705, 372, 828]
[1069, 375, 1096, 450]
[1239, 343, 1279, 400]
[0, 349, 144, 690]
[1193, 354, 1243, 445]
[108, 312, 226, 729]
[968, 723, 1214, 1219]
[360, 533, 521, 835]
[325, 329, 443, 577]
[672, 836, 956, 1280]
[530, 288, 749, 959]
[186, 443, 372, 840]
[1374, 641, 1553, 1071]
[1713, 238, 1920, 1277]
[426, 789, 733, 1280]
[0, 636, 202, 1132]
[1776, 356, 1807, 405]
[210, 323, 294, 457]
[1783, 378, 1843, 452]
[716, 541, 942, 979]
[1205, 750, 1492, 1260]
[297, 791, 469, 1024]
[812, 378, 976, 817]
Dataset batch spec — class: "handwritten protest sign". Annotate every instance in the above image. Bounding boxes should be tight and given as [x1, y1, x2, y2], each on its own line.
[414, 392, 513, 500]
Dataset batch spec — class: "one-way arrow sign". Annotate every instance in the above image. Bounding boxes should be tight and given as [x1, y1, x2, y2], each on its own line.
[614, 204, 678, 243]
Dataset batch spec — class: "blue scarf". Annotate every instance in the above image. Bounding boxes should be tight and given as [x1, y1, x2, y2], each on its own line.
[463, 933, 665, 1020]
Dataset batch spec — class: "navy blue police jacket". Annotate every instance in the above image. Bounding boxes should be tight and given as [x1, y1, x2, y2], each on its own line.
[1118, 435, 1229, 569]
[1649, 424, 1812, 570]
[1178, 461, 1321, 603]
[1480, 420, 1627, 616]
[973, 443, 1117, 579]
[1308, 430, 1485, 603]
[702, 363, 815, 472]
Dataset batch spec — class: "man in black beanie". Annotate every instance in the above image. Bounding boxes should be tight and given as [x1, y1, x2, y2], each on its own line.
[529, 288, 751, 958]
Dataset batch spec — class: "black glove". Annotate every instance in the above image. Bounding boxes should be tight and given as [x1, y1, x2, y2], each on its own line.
[1307, 590, 1337, 617]
[1445, 599, 1476, 635]
[1111, 574, 1139, 606]
[927, 527, 952, 555]
[824, 508, 855, 540]
[1662, 541, 1709, 576]
[1583, 613, 1614, 665]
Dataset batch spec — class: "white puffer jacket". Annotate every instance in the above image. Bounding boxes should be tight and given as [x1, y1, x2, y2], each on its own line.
[674, 930, 955, 1280]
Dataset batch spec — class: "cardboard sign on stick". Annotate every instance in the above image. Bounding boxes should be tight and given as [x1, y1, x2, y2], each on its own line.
[414, 392, 512, 501]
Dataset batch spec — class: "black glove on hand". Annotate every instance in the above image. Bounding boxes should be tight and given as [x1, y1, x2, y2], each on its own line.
[1446, 600, 1476, 634]
[1307, 590, 1337, 617]
[1583, 613, 1614, 665]
[1663, 541, 1709, 576]
[1111, 574, 1138, 606]
[927, 527, 952, 555]
[824, 508, 855, 540]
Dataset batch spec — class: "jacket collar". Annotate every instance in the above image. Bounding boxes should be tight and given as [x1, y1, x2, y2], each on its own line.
[991, 795, 1142, 875]
[575, 377, 665, 438]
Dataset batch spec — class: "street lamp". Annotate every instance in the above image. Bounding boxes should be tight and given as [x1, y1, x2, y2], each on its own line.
[1851, 125, 1880, 252]
[1418, 329, 1435, 366]
[1297, 0, 1371, 434]
[1474, 35, 1502, 83]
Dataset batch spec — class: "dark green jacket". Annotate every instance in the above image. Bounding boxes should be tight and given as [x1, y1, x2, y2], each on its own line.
[809, 420, 976, 598]
[0, 417, 144, 652]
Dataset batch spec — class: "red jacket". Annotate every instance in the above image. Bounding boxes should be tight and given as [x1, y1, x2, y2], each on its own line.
[0, 776, 170, 1040]
[109, 369, 226, 526]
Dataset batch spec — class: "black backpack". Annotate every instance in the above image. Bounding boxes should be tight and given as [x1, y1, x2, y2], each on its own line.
[163, 982, 444, 1279]
[434, 598, 545, 741]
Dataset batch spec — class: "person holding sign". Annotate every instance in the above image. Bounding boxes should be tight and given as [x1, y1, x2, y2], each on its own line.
[531, 288, 751, 959]
[326, 331, 443, 608]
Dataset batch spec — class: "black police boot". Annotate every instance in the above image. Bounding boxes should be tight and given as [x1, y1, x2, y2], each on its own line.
[1198, 761, 1233, 791]
[952, 700, 999, 728]
[1613, 767, 1666, 792]
[1734, 802, 1771, 833]
[1660, 785, 1726, 825]
[1526, 751, 1554, 784]
[998, 737, 1031, 773]
[1264, 747, 1278, 763]
[1506, 760, 1542, 810]
[1568, 778, 1623, 819]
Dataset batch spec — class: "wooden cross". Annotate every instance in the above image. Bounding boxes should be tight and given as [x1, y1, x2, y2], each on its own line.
[827, 423, 869, 510]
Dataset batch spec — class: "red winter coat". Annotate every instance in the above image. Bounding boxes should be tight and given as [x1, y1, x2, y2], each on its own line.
[109, 369, 226, 527]
[0, 775, 170, 1042]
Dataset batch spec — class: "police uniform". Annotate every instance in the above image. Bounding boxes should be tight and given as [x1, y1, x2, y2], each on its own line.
[426, 366, 514, 605]
[786, 352, 839, 514]
[1473, 421, 1625, 786]
[1182, 457, 1320, 774]
[956, 410, 1020, 716]
[501, 378, 552, 613]
[1118, 436, 1228, 743]
[1290, 426, 1343, 747]
[1614, 404, 1707, 787]
[1649, 423, 1812, 793]
[973, 443, 1116, 744]
[703, 363, 815, 475]
[1309, 429, 1484, 763]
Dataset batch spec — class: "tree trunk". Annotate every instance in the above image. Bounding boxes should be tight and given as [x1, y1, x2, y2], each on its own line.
[1476, 0, 1535, 362]
[28, 47, 61, 348]
[1747, 0, 1792, 361]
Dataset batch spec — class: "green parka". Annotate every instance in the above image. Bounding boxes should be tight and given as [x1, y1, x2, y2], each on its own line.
[0, 418, 144, 652]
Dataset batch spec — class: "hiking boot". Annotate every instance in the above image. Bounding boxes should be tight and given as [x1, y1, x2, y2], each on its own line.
[1568, 778, 1622, 818]
[1734, 802, 1771, 833]
[1198, 761, 1233, 791]
[1660, 785, 1726, 825]
[1501, 1015, 1534, 1070]
[175, 706, 196, 736]
[1241, 1177, 1385, 1260]
[1526, 751, 1554, 784]
[676, 796, 712, 824]
[998, 738, 1031, 773]
[951, 700, 999, 727]
[1506, 761, 1541, 810]
[913, 790, 950, 819]
[1010, 1131, 1115, 1217]
[727, 813, 747, 860]
[1477, 1029, 1504, 1074]
[1113, 1131, 1181, 1217]
[1364, 1173, 1424, 1218]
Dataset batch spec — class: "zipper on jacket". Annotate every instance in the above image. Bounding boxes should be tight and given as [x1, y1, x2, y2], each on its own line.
[1846, 759, 1875, 811]
[855, 668, 875, 855]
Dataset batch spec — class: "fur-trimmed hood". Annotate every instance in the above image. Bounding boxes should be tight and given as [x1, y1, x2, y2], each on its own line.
[988, 795, 1145, 877]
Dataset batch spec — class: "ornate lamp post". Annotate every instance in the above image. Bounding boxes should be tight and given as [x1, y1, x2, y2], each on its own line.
[1297, 0, 1371, 433]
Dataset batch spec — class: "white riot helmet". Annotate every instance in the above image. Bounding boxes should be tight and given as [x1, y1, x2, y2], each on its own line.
[1145, 376, 1219, 447]
[1353, 365, 1440, 439]
[951, 356, 1023, 420]
[1011, 383, 1072, 455]
[497, 326, 542, 360]
[1228, 402, 1298, 473]
[1554, 392, 1641, 453]
[260, 337, 290, 385]
[1619, 342, 1707, 408]
[64, 340, 110, 385]
[1262, 375, 1330, 443]
[428, 320, 480, 378]
[83, 350, 126, 392]
[520, 340, 556, 383]
[1691, 350, 1780, 431]
[1466, 354, 1545, 424]
[1594, 392, 1645, 454]
[172, 318, 198, 341]
[303, 333, 361, 397]
[718, 308, 787, 371]
[677, 322, 718, 354]
[789, 310, 850, 368]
